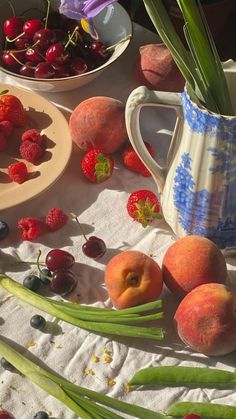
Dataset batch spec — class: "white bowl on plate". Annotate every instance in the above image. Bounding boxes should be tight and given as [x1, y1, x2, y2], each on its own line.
[0, 0, 132, 92]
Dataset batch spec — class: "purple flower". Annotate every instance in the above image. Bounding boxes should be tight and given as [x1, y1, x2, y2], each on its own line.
[59, 0, 117, 20]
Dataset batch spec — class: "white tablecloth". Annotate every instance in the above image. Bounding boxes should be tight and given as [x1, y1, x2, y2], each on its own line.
[1, 22, 236, 419]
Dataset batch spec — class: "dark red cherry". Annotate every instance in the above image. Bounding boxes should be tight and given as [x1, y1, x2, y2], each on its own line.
[49, 269, 77, 295]
[3, 17, 24, 39]
[33, 29, 56, 49]
[82, 236, 106, 259]
[90, 41, 108, 58]
[25, 47, 43, 63]
[45, 43, 69, 65]
[45, 249, 75, 272]
[23, 19, 43, 38]
[20, 62, 35, 77]
[15, 36, 31, 50]
[70, 57, 88, 75]
[2, 50, 24, 68]
[34, 62, 55, 78]
[0, 410, 15, 419]
[54, 29, 67, 44]
[54, 64, 71, 78]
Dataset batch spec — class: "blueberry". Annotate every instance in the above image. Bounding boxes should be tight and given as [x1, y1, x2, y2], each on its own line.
[0, 221, 9, 240]
[39, 268, 52, 285]
[33, 412, 49, 419]
[0, 357, 14, 371]
[30, 314, 46, 330]
[23, 275, 41, 291]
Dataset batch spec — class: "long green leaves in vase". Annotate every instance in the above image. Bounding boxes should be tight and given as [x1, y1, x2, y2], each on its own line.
[143, 0, 233, 115]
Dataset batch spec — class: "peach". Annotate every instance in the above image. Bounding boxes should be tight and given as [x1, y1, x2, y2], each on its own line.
[162, 235, 227, 297]
[69, 96, 127, 153]
[174, 283, 236, 356]
[104, 250, 163, 309]
[133, 43, 185, 92]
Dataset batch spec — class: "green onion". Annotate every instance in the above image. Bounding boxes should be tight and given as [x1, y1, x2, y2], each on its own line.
[167, 401, 236, 418]
[0, 336, 169, 419]
[0, 274, 164, 341]
[143, 0, 233, 115]
[129, 365, 236, 388]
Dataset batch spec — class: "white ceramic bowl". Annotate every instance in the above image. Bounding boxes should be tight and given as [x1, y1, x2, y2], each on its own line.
[0, 0, 132, 92]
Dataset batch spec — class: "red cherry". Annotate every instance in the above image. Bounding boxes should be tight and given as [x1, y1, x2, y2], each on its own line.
[70, 57, 88, 75]
[3, 17, 24, 39]
[183, 415, 202, 419]
[0, 410, 15, 419]
[34, 62, 55, 78]
[23, 19, 43, 38]
[15, 36, 31, 50]
[46, 43, 69, 65]
[2, 50, 24, 68]
[90, 40, 108, 58]
[54, 64, 71, 78]
[45, 249, 75, 272]
[25, 47, 43, 63]
[20, 62, 35, 77]
[82, 236, 106, 259]
[54, 29, 68, 44]
[49, 269, 77, 295]
[33, 28, 56, 49]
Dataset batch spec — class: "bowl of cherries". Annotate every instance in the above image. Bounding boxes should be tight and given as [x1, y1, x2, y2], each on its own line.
[0, 0, 132, 92]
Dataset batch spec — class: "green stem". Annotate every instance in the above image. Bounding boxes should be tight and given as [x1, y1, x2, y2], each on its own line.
[0, 275, 164, 341]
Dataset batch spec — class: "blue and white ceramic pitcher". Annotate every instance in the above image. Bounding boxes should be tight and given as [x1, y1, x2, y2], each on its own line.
[125, 60, 236, 250]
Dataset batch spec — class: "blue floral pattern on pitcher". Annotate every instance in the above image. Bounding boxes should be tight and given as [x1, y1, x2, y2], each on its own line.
[173, 93, 236, 249]
[181, 91, 236, 141]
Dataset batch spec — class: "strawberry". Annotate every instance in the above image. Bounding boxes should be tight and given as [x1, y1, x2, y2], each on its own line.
[82, 148, 114, 183]
[122, 141, 155, 177]
[0, 92, 27, 127]
[127, 189, 161, 227]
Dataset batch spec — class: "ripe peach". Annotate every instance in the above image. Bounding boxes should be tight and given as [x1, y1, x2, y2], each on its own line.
[162, 235, 227, 297]
[69, 96, 127, 153]
[133, 43, 185, 92]
[104, 250, 163, 309]
[174, 283, 236, 356]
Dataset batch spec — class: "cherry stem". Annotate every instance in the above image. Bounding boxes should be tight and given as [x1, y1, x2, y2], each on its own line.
[36, 249, 51, 281]
[65, 26, 81, 49]
[44, 0, 51, 29]
[6, 32, 25, 43]
[5, 0, 15, 16]
[105, 35, 132, 52]
[70, 213, 88, 242]
[9, 51, 24, 66]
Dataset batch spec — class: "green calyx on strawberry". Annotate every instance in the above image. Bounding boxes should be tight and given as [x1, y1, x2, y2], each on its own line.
[127, 189, 162, 227]
[94, 153, 113, 182]
[82, 148, 114, 183]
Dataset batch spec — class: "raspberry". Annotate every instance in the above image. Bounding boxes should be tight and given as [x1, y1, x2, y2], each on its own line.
[21, 128, 46, 147]
[45, 207, 68, 231]
[0, 132, 7, 151]
[18, 217, 47, 240]
[8, 161, 28, 184]
[0, 120, 14, 138]
[19, 140, 44, 163]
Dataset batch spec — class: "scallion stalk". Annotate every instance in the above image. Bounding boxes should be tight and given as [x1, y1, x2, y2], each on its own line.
[0, 275, 164, 341]
[0, 336, 169, 419]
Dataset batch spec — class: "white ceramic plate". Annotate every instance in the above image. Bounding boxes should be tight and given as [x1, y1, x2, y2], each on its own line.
[0, 84, 72, 211]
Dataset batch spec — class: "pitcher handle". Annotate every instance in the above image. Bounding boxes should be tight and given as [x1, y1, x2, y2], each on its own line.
[125, 85, 183, 193]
